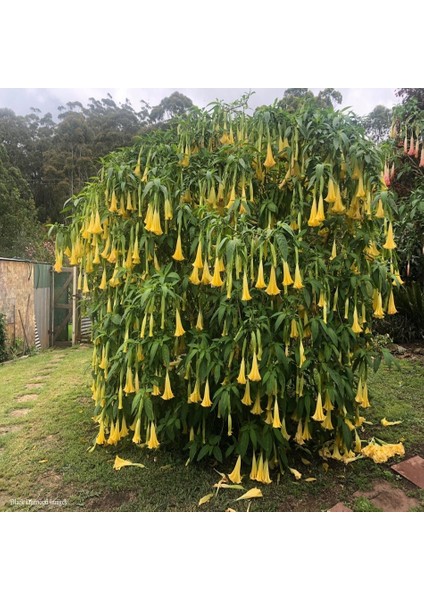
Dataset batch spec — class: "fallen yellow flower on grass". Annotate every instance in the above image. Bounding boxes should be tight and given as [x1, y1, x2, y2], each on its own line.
[113, 456, 146, 470]
[198, 493, 214, 506]
[381, 418, 402, 427]
[235, 488, 263, 501]
[361, 440, 405, 463]
[289, 468, 302, 480]
[304, 478, 317, 483]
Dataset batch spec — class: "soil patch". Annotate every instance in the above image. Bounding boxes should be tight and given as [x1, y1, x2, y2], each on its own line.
[25, 383, 44, 389]
[0, 425, 22, 435]
[16, 394, 39, 403]
[10, 408, 31, 418]
[353, 480, 419, 512]
[84, 490, 136, 511]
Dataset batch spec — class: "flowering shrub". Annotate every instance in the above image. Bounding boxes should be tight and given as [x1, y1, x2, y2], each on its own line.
[55, 100, 399, 481]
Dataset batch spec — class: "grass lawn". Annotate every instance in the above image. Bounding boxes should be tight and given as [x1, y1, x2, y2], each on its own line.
[0, 346, 423, 512]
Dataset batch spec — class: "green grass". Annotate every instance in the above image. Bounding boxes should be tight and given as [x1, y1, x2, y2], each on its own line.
[0, 347, 423, 512]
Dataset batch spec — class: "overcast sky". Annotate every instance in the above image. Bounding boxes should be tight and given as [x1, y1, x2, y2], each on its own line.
[0, 88, 399, 118]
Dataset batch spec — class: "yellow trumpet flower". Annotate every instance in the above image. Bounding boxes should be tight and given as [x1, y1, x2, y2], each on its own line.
[152, 207, 164, 235]
[250, 451, 258, 480]
[201, 261, 212, 285]
[189, 266, 201, 285]
[174, 308, 186, 337]
[255, 259, 267, 289]
[241, 271, 252, 301]
[308, 196, 319, 227]
[265, 265, 280, 295]
[228, 455, 243, 484]
[331, 184, 345, 213]
[387, 289, 397, 315]
[250, 390, 262, 415]
[211, 257, 224, 287]
[196, 309, 203, 331]
[237, 357, 247, 385]
[132, 418, 142, 444]
[53, 249, 63, 273]
[96, 420, 106, 445]
[351, 306, 363, 334]
[263, 141, 276, 169]
[375, 198, 385, 219]
[262, 458, 272, 484]
[282, 260, 293, 286]
[147, 422, 160, 449]
[241, 380, 252, 406]
[248, 351, 261, 382]
[162, 370, 174, 400]
[293, 261, 304, 289]
[383, 222, 396, 250]
[373, 292, 385, 319]
[272, 398, 281, 428]
[172, 233, 185, 261]
[312, 392, 325, 422]
[201, 379, 212, 407]
[193, 241, 203, 269]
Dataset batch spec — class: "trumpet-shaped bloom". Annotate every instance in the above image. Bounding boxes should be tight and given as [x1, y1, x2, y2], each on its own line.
[312, 392, 325, 422]
[201, 261, 212, 285]
[294, 420, 305, 445]
[196, 309, 204, 331]
[387, 289, 397, 315]
[272, 397, 281, 428]
[132, 418, 142, 444]
[280, 418, 291, 441]
[161, 370, 174, 400]
[211, 257, 224, 287]
[172, 233, 185, 261]
[262, 459, 272, 484]
[282, 260, 293, 286]
[147, 422, 160, 449]
[307, 196, 319, 227]
[193, 241, 203, 269]
[150, 207, 163, 236]
[98, 268, 108, 290]
[351, 306, 363, 334]
[228, 455, 243, 484]
[250, 391, 263, 415]
[331, 185, 345, 213]
[263, 141, 276, 168]
[241, 271, 252, 301]
[381, 417, 402, 427]
[248, 351, 261, 381]
[189, 266, 201, 285]
[241, 380, 252, 406]
[383, 222, 396, 250]
[249, 451, 258, 481]
[373, 292, 385, 319]
[174, 308, 186, 337]
[265, 265, 280, 295]
[189, 379, 201, 403]
[375, 198, 385, 218]
[255, 259, 267, 289]
[96, 420, 106, 445]
[201, 379, 212, 407]
[113, 456, 145, 470]
[293, 261, 304, 289]
[237, 357, 247, 384]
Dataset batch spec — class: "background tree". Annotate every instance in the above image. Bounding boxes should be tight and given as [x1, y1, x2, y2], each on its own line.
[363, 104, 392, 142]
[0, 145, 47, 259]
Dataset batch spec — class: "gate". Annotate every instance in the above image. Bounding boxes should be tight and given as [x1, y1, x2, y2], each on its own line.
[51, 267, 77, 346]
